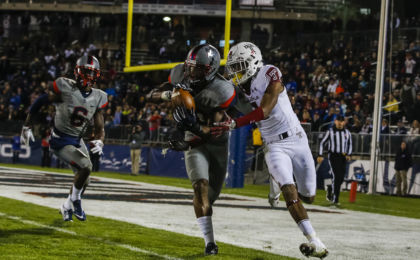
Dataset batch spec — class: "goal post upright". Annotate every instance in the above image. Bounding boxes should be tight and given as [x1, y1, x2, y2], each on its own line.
[123, 0, 232, 73]
[368, 0, 390, 195]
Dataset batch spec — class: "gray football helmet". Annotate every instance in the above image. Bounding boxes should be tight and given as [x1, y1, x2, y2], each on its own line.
[74, 55, 101, 88]
[184, 44, 220, 86]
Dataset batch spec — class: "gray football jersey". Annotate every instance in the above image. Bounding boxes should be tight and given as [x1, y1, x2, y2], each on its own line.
[52, 77, 108, 137]
[170, 64, 238, 121]
[170, 64, 251, 142]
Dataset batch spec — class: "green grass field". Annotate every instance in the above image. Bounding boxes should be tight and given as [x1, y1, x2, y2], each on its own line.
[0, 197, 295, 260]
[2, 163, 419, 219]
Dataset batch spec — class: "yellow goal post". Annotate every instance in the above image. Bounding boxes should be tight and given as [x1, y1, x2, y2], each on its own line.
[123, 0, 232, 73]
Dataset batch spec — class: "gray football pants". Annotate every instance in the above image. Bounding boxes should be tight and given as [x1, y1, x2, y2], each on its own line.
[51, 139, 93, 174]
[184, 142, 228, 204]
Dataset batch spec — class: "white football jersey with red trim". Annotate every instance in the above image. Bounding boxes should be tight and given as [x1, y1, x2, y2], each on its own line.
[53, 77, 108, 137]
[244, 65, 301, 137]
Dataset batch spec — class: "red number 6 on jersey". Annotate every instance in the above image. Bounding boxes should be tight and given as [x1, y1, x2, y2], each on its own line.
[70, 107, 88, 127]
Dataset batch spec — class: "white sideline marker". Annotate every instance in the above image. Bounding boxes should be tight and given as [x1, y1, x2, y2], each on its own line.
[0, 212, 182, 260]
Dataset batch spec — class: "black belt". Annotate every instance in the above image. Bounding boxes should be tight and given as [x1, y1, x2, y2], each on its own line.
[264, 130, 291, 144]
[279, 131, 289, 140]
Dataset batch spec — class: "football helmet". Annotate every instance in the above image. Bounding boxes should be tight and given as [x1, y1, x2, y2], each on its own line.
[226, 42, 263, 86]
[74, 55, 100, 88]
[184, 44, 220, 86]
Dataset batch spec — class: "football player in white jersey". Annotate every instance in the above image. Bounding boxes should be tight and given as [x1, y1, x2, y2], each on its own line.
[21, 55, 108, 222]
[216, 42, 328, 258]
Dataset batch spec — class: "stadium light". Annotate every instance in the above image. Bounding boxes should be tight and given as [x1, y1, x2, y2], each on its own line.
[163, 16, 171, 22]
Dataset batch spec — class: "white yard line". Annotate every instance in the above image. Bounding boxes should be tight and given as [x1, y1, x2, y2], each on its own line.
[0, 212, 182, 260]
[1, 166, 420, 260]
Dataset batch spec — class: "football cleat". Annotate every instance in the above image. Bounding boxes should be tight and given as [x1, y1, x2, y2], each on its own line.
[59, 204, 73, 222]
[299, 238, 328, 259]
[268, 194, 281, 208]
[72, 200, 86, 221]
[205, 242, 218, 255]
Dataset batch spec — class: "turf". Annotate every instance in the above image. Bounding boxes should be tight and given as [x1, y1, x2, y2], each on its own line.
[2, 163, 420, 219]
[0, 196, 295, 260]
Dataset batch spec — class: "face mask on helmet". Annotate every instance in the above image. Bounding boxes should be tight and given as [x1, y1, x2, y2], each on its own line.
[75, 66, 100, 88]
[226, 60, 249, 86]
[185, 60, 210, 85]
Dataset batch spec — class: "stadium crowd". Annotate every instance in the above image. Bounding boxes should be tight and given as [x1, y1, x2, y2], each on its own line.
[1, 11, 420, 143]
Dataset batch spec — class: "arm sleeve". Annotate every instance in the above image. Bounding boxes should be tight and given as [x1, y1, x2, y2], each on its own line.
[29, 94, 51, 115]
[347, 130, 353, 155]
[319, 130, 330, 156]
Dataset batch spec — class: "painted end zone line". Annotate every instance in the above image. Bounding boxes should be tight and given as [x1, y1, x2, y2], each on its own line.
[0, 212, 182, 260]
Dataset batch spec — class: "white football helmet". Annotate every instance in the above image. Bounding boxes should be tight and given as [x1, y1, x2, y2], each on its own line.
[226, 42, 263, 86]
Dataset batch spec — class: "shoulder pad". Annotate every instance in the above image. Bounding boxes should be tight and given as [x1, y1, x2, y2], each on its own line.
[169, 64, 185, 85]
[53, 77, 76, 94]
[94, 89, 108, 109]
[206, 75, 236, 108]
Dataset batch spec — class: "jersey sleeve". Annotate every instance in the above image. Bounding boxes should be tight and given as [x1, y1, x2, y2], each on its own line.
[206, 77, 237, 111]
[97, 90, 108, 109]
[264, 66, 282, 85]
[52, 77, 73, 95]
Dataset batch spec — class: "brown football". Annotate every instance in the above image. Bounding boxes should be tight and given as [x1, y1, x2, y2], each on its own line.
[171, 88, 196, 110]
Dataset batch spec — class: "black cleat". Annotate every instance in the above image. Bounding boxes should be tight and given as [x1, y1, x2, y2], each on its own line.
[205, 242, 218, 255]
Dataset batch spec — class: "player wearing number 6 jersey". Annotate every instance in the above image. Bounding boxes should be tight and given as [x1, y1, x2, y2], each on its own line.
[216, 42, 328, 258]
[21, 55, 108, 222]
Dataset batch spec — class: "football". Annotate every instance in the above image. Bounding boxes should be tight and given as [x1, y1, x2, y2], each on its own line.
[171, 88, 195, 110]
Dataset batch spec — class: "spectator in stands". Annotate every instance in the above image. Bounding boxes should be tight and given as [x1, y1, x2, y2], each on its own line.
[400, 77, 417, 121]
[394, 120, 408, 134]
[129, 124, 145, 176]
[350, 115, 362, 133]
[394, 141, 412, 196]
[380, 118, 390, 134]
[385, 93, 399, 113]
[311, 112, 322, 131]
[359, 117, 373, 134]
[408, 120, 420, 135]
[404, 52, 416, 76]
[113, 106, 122, 125]
[148, 110, 161, 141]
[11, 133, 21, 164]
[414, 92, 420, 122]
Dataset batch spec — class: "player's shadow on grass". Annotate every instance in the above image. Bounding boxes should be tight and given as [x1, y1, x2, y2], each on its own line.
[0, 227, 55, 239]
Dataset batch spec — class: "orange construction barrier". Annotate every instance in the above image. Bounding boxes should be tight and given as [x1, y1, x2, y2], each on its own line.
[349, 181, 357, 203]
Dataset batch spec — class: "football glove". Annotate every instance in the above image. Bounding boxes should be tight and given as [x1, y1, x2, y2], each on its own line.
[213, 116, 236, 131]
[173, 106, 202, 135]
[90, 140, 104, 155]
[168, 138, 190, 151]
[167, 130, 190, 151]
[21, 126, 35, 146]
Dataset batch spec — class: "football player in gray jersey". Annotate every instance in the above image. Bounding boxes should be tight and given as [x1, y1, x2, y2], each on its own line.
[148, 44, 251, 255]
[21, 55, 108, 222]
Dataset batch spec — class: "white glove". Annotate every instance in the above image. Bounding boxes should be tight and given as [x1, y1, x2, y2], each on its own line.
[90, 140, 104, 155]
[21, 126, 35, 146]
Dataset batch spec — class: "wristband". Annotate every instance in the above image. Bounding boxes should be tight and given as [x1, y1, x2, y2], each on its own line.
[235, 106, 265, 128]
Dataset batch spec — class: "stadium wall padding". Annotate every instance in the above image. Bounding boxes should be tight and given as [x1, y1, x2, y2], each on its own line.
[0, 138, 188, 179]
[1, 138, 419, 195]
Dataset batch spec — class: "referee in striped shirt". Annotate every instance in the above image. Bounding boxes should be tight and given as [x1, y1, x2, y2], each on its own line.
[317, 115, 352, 205]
